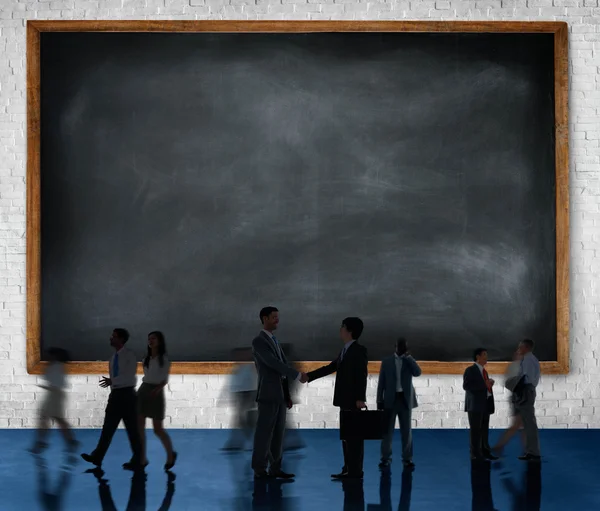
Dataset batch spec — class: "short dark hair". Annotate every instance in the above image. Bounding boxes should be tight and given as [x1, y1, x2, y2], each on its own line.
[473, 347, 487, 361]
[521, 338, 535, 350]
[396, 337, 408, 354]
[113, 328, 130, 343]
[342, 317, 364, 340]
[259, 306, 278, 324]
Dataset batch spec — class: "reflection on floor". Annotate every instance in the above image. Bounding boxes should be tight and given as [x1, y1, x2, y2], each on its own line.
[1, 429, 599, 510]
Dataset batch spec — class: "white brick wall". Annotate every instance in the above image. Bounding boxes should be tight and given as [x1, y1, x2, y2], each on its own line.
[1, 0, 598, 429]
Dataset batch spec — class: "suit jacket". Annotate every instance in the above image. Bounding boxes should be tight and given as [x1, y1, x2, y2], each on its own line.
[463, 364, 495, 414]
[376, 354, 421, 410]
[252, 331, 299, 404]
[307, 342, 368, 410]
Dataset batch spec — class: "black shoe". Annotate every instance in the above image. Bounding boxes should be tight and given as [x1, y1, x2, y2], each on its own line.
[518, 454, 541, 462]
[403, 460, 415, 469]
[378, 460, 390, 469]
[483, 452, 499, 461]
[254, 471, 272, 479]
[81, 453, 102, 467]
[470, 455, 486, 461]
[269, 470, 295, 479]
[164, 452, 177, 471]
[331, 471, 348, 478]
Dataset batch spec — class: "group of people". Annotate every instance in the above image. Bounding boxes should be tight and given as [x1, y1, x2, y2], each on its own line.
[31, 329, 178, 472]
[31, 305, 541, 481]
[250, 306, 542, 480]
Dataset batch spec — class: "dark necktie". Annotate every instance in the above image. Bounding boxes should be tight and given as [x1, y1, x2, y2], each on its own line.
[483, 368, 492, 393]
[272, 336, 283, 360]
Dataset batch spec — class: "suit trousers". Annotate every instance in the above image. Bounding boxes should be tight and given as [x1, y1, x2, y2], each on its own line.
[340, 410, 364, 476]
[467, 399, 493, 457]
[93, 387, 142, 463]
[252, 401, 287, 473]
[381, 392, 413, 463]
[514, 386, 541, 456]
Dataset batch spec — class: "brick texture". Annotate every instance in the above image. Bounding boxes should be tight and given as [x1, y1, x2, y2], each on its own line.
[0, 0, 598, 429]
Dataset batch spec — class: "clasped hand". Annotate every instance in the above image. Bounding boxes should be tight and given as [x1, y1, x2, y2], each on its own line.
[299, 372, 309, 383]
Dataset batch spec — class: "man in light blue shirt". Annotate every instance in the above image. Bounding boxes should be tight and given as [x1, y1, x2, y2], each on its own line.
[514, 339, 541, 461]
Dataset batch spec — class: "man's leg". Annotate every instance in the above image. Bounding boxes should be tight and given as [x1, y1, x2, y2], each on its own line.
[121, 390, 143, 465]
[267, 402, 287, 474]
[251, 401, 278, 474]
[520, 389, 541, 457]
[90, 393, 122, 462]
[345, 437, 364, 476]
[467, 412, 483, 459]
[380, 406, 397, 464]
[398, 399, 413, 464]
[481, 412, 491, 454]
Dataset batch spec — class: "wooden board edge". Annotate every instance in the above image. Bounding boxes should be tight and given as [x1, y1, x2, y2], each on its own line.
[554, 22, 570, 377]
[26, 20, 567, 33]
[25, 360, 567, 375]
[26, 22, 42, 376]
[27, 20, 570, 378]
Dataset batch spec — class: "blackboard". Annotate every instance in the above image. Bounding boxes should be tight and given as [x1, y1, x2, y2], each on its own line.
[31, 25, 567, 369]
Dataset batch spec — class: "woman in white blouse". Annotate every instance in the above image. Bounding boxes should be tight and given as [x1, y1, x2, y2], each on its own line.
[137, 331, 177, 470]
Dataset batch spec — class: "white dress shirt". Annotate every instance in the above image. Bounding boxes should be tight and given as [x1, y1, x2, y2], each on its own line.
[520, 352, 541, 387]
[394, 353, 403, 392]
[142, 355, 171, 385]
[475, 362, 492, 397]
[261, 329, 301, 381]
[44, 362, 66, 389]
[232, 364, 258, 393]
[109, 346, 137, 390]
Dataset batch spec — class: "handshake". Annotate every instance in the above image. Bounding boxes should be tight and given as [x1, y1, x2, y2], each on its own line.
[299, 372, 309, 384]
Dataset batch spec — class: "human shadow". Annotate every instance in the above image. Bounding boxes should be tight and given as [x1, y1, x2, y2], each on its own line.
[367, 466, 413, 511]
[252, 477, 297, 510]
[501, 462, 542, 511]
[341, 478, 365, 511]
[34, 454, 73, 511]
[87, 468, 175, 511]
[470, 460, 497, 511]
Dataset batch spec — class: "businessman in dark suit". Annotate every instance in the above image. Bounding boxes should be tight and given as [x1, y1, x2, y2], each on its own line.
[463, 348, 498, 461]
[377, 338, 421, 470]
[307, 317, 368, 480]
[251, 306, 307, 480]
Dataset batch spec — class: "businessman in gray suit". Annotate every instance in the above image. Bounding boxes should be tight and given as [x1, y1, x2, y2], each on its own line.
[251, 306, 307, 479]
[377, 338, 421, 470]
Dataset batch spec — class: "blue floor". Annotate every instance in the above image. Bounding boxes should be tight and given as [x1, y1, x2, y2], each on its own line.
[2, 429, 599, 510]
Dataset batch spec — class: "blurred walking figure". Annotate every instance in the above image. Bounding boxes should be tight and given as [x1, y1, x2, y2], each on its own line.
[30, 347, 78, 455]
[492, 349, 526, 456]
[222, 347, 258, 452]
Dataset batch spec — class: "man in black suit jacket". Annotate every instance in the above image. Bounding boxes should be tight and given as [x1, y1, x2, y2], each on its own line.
[463, 347, 498, 461]
[307, 317, 368, 480]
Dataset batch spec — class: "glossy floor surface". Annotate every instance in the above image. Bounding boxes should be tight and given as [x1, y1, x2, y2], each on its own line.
[1, 429, 599, 510]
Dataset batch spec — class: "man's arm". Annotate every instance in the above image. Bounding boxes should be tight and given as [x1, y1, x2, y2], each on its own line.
[404, 355, 421, 377]
[307, 359, 338, 382]
[252, 337, 299, 380]
[376, 360, 386, 409]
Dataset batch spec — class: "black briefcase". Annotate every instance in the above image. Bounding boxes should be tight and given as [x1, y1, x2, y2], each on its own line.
[340, 408, 386, 440]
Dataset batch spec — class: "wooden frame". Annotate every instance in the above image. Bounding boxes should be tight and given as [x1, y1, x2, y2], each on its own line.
[26, 20, 569, 376]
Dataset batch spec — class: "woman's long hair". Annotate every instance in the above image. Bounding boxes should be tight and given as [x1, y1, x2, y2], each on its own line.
[144, 331, 166, 368]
